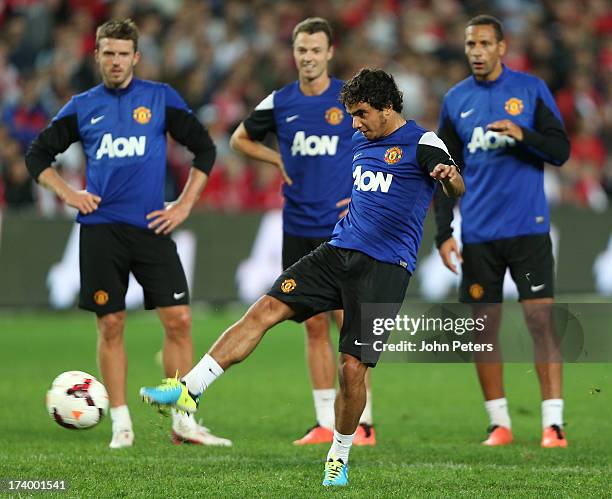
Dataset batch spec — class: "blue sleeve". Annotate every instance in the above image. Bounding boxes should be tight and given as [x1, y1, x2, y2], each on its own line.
[54, 97, 77, 121]
[536, 78, 563, 124]
[164, 84, 191, 112]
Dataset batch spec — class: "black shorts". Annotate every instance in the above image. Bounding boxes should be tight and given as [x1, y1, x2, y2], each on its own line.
[79, 223, 189, 315]
[460, 233, 554, 303]
[282, 232, 330, 269]
[268, 243, 411, 367]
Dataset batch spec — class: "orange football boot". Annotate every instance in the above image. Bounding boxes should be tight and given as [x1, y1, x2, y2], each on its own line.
[482, 425, 513, 446]
[293, 424, 333, 445]
[353, 423, 376, 446]
[541, 425, 567, 448]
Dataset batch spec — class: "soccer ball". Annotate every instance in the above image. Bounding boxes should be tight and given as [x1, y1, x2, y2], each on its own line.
[46, 371, 109, 429]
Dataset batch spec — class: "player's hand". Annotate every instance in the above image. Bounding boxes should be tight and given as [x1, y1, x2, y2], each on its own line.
[336, 197, 351, 218]
[64, 190, 101, 214]
[276, 159, 293, 186]
[430, 163, 458, 181]
[438, 236, 463, 274]
[146, 202, 190, 235]
[487, 119, 524, 141]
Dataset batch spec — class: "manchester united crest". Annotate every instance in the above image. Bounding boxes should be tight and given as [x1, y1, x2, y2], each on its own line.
[325, 106, 344, 125]
[384, 146, 403, 165]
[504, 97, 524, 116]
[94, 290, 109, 306]
[469, 283, 484, 300]
[280, 279, 297, 293]
[132, 106, 152, 124]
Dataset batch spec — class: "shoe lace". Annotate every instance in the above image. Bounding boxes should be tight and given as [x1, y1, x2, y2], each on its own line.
[550, 424, 564, 439]
[302, 423, 320, 435]
[359, 423, 372, 437]
[486, 424, 499, 434]
[325, 459, 344, 480]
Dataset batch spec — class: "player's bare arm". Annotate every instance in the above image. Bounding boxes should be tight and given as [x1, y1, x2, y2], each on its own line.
[146, 168, 208, 235]
[38, 167, 101, 214]
[430, 163, 465, 197]
[486, 119, 524, 141]
[230, 123, 292, 185]
[336, 197, 351, 218]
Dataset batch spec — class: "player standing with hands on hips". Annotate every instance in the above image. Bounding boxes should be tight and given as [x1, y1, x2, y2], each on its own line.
[25, 19, 231, 449]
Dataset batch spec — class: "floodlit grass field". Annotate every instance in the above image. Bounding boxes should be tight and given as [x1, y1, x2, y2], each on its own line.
[1, 308, 610, 497]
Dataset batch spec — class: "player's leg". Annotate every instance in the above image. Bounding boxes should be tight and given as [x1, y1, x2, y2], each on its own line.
[131, 229, 230, 445]
[283, 234, 337, 444]
[323, 250, 410, 486]
[78, 224, 133, 448]
[510, 234, 566, 447]
[294, 313, 337, 443]
[141, 243, 342, 434]
[461, 240, 512, 445]
[331, 308, 376, 446]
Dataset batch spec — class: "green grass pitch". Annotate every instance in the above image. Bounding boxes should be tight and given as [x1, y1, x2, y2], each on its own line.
[1, 309, 610, 497]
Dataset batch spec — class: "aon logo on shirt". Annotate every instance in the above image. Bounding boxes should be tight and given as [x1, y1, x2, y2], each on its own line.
[96, 133, 147, 159]
[353, 165, 393, 192]
[467, 126, 516, 153]
[291, 131, 338, 156]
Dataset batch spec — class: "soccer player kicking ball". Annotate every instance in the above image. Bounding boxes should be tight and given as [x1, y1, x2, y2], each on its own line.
[141, 69, 464, 486]
[435, 15, 570, 447]
[230, 17, 376, 445]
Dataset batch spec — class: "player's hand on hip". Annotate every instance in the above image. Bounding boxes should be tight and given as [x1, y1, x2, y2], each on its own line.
[336, 197, 351, 218]
[276, 159, 293, 186]
[438, 237, 463, 275]
[146, 202, 190, 235]
[65, 190, 101, 214]
[487, 119, 524, 141]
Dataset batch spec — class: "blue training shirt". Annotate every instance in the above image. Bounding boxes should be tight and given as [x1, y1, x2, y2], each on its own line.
[25, 78, 216, 229]
[243, 78, 354, 238]
[437, 65, 569, 244]
[331, 121, 454, 273]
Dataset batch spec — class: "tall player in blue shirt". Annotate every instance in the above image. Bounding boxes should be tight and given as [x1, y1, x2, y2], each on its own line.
[435, 15, 570, 448]
[230, 18, 376, 446]
[140, 68, 464, 486]
[25, 19, 230, 449]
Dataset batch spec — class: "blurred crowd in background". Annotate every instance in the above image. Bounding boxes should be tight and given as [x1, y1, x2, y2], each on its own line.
[0, 0, 610, 215]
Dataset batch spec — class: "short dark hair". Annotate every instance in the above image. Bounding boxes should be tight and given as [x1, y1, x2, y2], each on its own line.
[292, 17, 333, 47]
[340, 68, 403, 113]
[466, 15, 504, 41]
[96, 18, 139, 52]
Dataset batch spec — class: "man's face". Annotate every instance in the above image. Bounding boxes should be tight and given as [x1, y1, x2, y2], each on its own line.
[95, 38, 140, 88]
[293, 31, 333, 82]
[346, 101, 391, 140]
[464, 25, 506, 81]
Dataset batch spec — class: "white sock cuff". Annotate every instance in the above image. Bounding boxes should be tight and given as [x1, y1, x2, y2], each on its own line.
[313, 388, 336, 400]
[183, 353, 224, 396]
[484, 397, 508, 410]
[542, 398, 564, 428]
[333, 429, 356, 445]
[110, 405, 131, 430]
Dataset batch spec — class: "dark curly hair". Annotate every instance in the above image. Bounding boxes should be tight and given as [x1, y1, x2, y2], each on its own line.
[340, 68, 403, 113]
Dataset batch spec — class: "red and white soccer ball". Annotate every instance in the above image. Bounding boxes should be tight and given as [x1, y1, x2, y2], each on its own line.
[46, 371, 109, 429]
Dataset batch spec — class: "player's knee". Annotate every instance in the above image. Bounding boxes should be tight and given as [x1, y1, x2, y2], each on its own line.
[163, 309, 192, 341]
[97, 312, 125, 343]
[245, 295, 290, 329]
[524, 303, 554, 340]
[304, 314, 330, 343]
[338, 355, 367, 393]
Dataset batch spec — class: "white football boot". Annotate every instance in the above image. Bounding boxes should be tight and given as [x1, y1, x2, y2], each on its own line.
[172, 414, 232, 446]
[109, 428, 134, 449]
